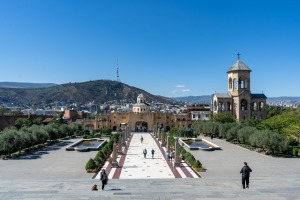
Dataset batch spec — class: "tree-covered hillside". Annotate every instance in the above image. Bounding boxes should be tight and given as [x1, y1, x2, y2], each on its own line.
[0, 80, 172, 106]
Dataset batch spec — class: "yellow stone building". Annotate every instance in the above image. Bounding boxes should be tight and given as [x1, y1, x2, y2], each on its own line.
[83, 94, 191, 132]
[212, 56, 267, 121]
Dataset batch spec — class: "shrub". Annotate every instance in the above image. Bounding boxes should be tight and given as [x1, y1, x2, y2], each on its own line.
[85, 158, 96, 171]
[95, 151, 106, 161]
[193, 160, 202, 168]
[290, 147, 299, 156]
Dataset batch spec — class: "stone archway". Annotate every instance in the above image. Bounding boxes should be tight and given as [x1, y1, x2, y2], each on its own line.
[135, 121, 148, 132]
[84, 124, 94, 133]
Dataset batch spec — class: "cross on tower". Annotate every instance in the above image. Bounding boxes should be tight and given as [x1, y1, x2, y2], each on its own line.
[237, 52, 241, 60]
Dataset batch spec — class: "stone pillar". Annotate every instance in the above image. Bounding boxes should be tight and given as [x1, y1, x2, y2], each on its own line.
[122, 131, 126, 147]
[167, 135, 170, 153]
[174, 138, 181, 167]
[127, 125, 131, 139]
[118, 133, 123, 154]
[161, 131, 165, 147]
[124, 127, 127, 140]
[112, 142, 118, 167]
[158, 129, 161, 140]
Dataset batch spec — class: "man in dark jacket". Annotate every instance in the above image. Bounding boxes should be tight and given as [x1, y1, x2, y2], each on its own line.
[240, 162, 252, 189]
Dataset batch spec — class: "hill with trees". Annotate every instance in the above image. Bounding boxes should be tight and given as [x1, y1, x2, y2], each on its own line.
[0, 80, 172, 106]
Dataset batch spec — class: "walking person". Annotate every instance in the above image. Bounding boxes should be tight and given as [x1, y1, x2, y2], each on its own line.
[141, 136, 144, 143]
[100, 169, 108, 190]
[240, 162, 252, 189]
[169, 151, 173, 161]
[143, 148, 147, 159]
[165, 151, 169, 160]
[151, 149, 155, 159]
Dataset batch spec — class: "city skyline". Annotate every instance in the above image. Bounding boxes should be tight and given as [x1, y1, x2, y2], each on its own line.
[1, 0, 300, 98]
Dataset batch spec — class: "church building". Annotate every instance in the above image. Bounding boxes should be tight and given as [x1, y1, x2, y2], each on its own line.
[212, 55, 267, 121]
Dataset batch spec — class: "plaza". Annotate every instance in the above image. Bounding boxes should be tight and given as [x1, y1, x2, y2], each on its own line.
[0, 132, 300, 200]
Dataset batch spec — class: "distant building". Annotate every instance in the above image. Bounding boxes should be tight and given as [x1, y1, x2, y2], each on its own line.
[83, 94, 195, 132]
[187, 104, 210, 121]
[212, 55, 267, 121]
[64, 110, 86, 121]
[132, 94, 150, 113]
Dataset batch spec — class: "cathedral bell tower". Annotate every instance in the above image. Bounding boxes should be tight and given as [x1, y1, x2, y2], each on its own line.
[227, 53, 252, 120]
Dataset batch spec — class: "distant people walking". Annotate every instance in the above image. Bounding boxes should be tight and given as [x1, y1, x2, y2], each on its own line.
[240, 162, 252, 189]
[165, 151, 169, 160]
[143, 148, 147, 159]
[151, 149, 155, 159]
[169, 151, 173, 161]
[100, 169, 108, 190]
[141, 136, 144, 143]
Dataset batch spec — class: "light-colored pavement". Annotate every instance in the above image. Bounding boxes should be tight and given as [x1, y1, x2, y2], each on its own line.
[1, 133, 300, 199]
[96, 132, 198, 179]
[0, 139, 97, 180]
[119, 132, 175, 179]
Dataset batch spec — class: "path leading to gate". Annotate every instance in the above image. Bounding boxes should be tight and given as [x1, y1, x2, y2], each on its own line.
[96, 132, 198, 179]
[1, 133, 300, 199]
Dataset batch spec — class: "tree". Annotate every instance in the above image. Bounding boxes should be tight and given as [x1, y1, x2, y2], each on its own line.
[283, 123, 300, 144]
[237, 126, 258, 144]
[0, 107, 8, 115]
[211, 113, 236, 123]
[53, 112, 64, 125]
[176, 128, 193, 138]
[226, 123, 242, 141]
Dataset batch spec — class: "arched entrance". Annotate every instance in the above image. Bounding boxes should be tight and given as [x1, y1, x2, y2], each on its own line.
[84, 124, 94, 133]
[135, 121, 148, 132]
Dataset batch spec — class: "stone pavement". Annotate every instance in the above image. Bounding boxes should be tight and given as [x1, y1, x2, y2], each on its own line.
[0, 133, 300, 200]
[95, 132, 198, 180]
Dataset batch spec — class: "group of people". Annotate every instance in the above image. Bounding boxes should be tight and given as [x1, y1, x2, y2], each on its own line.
[96, 134, 253, 191]
[165, 151, 173, 161]
[141, 136, 155, 159]
[143, 148, 155, 159]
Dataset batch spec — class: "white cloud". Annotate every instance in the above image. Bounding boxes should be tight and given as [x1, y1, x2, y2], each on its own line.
[171, 85, 191, 94]
[181, 89, 190, 92]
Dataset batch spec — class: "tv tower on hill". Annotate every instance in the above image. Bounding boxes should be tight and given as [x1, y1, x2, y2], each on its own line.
[116, 59, 120, 82]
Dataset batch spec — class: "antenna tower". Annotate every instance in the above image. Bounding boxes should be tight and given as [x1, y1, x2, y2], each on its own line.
[116, 59, 120, 82]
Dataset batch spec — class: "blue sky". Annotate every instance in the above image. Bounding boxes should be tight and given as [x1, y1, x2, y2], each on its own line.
[0, 0, 299, 97]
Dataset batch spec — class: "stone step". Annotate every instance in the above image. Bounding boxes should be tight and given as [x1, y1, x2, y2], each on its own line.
[1, 177, 299, 200]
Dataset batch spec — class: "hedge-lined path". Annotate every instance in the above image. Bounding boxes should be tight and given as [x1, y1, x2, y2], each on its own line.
[95, 132, 198, 179]
[1, 134, 300, 199]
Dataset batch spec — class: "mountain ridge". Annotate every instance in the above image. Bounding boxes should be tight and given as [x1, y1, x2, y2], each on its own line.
[0, 80, 172, 106]
[0, 82, 57, 89]
[0, 81, 299, 106]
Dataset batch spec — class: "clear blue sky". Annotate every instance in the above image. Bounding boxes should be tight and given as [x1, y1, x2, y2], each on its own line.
[0, 0, 299, 98]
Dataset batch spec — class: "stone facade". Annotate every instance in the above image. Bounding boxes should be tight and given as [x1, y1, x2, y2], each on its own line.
[83, 110, 191, 132]
[212, 58, 267, 121]
[83, 94, 192, 132]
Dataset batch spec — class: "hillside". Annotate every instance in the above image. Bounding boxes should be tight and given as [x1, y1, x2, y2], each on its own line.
[0, 82, 57, 89]
[171, 95, 212, 104]
[0, 80, 171, 106]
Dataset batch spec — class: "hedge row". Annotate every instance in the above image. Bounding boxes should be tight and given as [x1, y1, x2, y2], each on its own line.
[85, 133, 119, 172]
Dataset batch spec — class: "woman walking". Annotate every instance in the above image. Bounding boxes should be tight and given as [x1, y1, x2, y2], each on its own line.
[100, 169, 108, 190]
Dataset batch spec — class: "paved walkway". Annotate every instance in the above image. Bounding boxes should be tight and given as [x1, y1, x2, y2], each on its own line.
[96, 132, 198, 179]
[1, 133, 300, 199]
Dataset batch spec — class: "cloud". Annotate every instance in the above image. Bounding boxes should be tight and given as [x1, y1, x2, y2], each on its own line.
[172, 85, 191, 94]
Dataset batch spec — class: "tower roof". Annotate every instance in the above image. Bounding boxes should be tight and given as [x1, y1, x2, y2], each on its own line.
[227, 59, 252, 73]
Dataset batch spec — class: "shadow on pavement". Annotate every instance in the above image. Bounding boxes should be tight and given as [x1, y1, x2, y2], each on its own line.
[12, 140, 73, 160]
